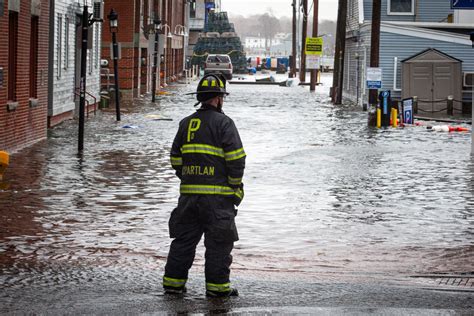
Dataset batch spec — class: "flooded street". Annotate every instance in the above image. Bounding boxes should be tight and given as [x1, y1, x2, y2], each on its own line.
[1, 74, 473, 313]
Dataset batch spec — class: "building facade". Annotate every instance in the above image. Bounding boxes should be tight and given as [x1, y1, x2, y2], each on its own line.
[343, 0, 474, 114]
[49, 0, 102, 127]
[0, 0, 50, 152]
[102, 0, 188, 98]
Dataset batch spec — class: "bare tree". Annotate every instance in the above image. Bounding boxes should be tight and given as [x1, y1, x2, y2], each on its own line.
[260, 13, 281, 53]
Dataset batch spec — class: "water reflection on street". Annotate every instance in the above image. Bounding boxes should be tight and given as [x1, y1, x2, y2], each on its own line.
[0, 74, 473, 291]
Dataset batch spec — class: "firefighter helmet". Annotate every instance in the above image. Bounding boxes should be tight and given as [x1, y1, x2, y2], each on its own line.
[188, 74, 229, 96]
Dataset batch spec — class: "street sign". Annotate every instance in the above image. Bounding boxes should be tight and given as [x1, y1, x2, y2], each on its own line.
[403, 98, 414, 124]
[451, 0, 474, 9]
[367, 67, 382, 89]
[306, 55, 320, 69]
[305, 37, 323, 56]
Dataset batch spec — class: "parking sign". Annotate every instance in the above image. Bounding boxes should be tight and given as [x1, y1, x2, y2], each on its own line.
[403, 98, 414, 124]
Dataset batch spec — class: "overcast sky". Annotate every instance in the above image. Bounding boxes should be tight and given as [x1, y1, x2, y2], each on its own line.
[220, 0, 338, 21]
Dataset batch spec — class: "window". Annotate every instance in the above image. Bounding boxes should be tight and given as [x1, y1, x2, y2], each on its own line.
[8, 11, 18, 101]
[57, 14, 62, 78]
[30, 16, 39, 98]
[64, 17, 69, 70]
[388, 0, 414, 15]
[190, 0, 196, 18]
[95, 24, 100, 69]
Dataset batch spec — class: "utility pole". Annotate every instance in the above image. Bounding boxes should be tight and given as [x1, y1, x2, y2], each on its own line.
[332, 0, 347, 105]
[310, 0, 319, 91]
[299, 0, 308, 82]
[290, 0, 297, 78]
[368, 0, 382, 126]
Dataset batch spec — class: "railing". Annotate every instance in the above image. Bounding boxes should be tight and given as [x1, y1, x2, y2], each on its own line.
[74, 88, 97, 118]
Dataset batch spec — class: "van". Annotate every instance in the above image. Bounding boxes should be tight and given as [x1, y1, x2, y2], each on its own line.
[204, 54, 233, 80]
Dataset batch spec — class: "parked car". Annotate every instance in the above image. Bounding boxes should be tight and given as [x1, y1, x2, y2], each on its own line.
[204, 54, 233, 80]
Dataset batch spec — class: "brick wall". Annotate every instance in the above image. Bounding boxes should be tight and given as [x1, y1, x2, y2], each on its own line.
[0, 0, 49, 152]
[102, 0, 186, 97]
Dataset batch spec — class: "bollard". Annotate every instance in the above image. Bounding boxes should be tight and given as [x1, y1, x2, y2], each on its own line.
[413, 96, 418, 114]
[447, 95, 454, 116]
[377, 108, 382, 128]
[0, 151, 10, 181]
[392, 108, 398, 128]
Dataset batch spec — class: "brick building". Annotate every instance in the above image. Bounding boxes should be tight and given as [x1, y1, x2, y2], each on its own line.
[102, 0, 188, 98]
[0, 0, 50, 152]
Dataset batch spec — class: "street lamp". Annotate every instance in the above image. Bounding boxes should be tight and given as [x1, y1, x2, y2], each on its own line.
[77, 3, 103, 153]
[151, 16, 162, 103]
[175, 25, 188, 77]
[162, 24, 172, 86]
[107, 8, 121, 121]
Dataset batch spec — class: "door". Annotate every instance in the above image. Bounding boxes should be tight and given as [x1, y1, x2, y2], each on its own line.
[433, 63, 452, 112]
[410, 63, 433, 111]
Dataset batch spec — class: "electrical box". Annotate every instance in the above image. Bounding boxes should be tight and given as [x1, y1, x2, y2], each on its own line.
[0, 68, 3, 87]
[93, 0, 104, 21]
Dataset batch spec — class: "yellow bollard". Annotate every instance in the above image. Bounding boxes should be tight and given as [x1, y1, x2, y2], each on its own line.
[376, 108, 382, 128]
[0, 151, 10, 181]
[392, 108, 398, 128]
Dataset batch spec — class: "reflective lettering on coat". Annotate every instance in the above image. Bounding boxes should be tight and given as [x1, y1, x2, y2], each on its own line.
[187, 119, 201, 142]
[182, 165, 215, 176]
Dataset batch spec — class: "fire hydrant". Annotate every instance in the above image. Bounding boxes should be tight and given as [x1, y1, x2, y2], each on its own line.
[0, 151, 9, 181]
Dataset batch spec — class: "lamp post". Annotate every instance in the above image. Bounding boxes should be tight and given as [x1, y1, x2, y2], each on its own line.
[175, 24, 188, 76]
[151, 17, 162, 103]
[78, 4, 102, 153]
[162, 24, 173, 86]
[108, 8, 121, 121]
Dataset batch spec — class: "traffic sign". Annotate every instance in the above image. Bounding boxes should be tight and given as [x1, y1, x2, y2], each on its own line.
[305, 37, 323, 56]
[451, 0, 474, 9]
[367, 67, 382, 89]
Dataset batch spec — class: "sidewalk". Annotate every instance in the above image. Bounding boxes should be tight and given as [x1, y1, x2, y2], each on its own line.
[1, 266, 472, 314]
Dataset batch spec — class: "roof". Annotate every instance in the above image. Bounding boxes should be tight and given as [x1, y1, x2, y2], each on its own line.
[401, 48, 463, 63]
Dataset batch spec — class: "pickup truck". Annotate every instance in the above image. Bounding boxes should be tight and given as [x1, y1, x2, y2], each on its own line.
[204, 54, 233, 80]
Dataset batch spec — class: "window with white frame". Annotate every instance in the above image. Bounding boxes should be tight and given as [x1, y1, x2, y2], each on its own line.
[57, 14, 62, 78]
[95, 24, 100, 68]
[64, 16, 69, 70]
[388, 0, 414, 15]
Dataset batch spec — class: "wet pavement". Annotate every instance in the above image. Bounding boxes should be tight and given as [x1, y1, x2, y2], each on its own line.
[0, 74, 473, 314]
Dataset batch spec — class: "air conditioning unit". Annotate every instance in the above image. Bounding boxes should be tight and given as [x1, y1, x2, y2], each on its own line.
[463, 72, 474, 87]
[93, 0, 104, 21]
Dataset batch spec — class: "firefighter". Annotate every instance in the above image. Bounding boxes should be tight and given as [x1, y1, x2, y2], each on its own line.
[163, 74, 246, 297]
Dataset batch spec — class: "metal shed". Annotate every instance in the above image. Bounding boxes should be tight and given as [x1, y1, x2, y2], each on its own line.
[402, 48, 462, 114]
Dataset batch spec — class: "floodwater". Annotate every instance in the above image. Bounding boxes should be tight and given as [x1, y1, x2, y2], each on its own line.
[0, 74, 473, 296]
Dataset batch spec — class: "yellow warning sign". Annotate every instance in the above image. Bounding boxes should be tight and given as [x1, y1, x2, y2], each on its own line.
[305, 37, 323, 56]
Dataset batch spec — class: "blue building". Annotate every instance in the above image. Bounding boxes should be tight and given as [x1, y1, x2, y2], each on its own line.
[343, 0, 474, 115]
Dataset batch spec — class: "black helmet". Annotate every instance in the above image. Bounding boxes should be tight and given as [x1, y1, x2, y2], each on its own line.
[187, 74, 229, 106]
[187, 74, 229, 97]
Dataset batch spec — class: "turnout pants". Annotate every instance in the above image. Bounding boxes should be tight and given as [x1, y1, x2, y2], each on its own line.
[163, 195, 238, 292]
